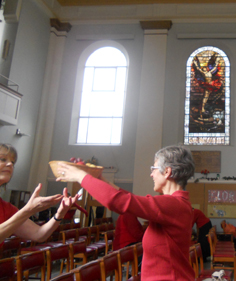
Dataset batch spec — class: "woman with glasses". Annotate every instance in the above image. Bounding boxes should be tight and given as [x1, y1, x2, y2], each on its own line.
[57, 145, 195, 281]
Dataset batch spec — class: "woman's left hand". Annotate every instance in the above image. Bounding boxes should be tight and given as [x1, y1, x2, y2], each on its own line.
[56, 188, 79, 219]
[24, 184, 63, 215]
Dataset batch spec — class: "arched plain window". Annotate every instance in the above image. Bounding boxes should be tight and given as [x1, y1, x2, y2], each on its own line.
[184, 46, 230, 145]
[76, 45, 128, 145]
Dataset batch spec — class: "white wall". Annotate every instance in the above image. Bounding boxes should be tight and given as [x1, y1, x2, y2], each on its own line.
[0, 0, 51, 192]
[49, 23, 144, 185]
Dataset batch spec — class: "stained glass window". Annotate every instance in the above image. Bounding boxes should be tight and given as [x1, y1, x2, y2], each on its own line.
[184, 46, 230, 145]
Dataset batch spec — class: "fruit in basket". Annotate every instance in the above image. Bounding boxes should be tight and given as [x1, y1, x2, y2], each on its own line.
[68, 156, 102, 169]
[69, 157, 85, 165]
[77, 161, 85, 165]
[86, 163, 96, 167]
[70, 157, 77, 163]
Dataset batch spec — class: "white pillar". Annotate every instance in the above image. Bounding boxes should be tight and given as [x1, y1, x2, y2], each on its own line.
[133, 21, 172, 196]
[27, 19, 71, 195]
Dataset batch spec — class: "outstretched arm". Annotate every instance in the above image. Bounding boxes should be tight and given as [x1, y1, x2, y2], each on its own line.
[0, 183, 63, 243]
[0, 185, 78, 243]
[56, 163, 120, 190]
[13, 187, 79, 242]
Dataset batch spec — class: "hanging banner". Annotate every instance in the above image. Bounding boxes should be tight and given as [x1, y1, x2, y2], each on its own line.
[208, 190, 236, 203]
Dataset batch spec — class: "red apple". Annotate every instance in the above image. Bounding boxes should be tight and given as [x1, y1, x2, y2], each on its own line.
[70, 157, 77, 163]
[77, 161, 85, 165]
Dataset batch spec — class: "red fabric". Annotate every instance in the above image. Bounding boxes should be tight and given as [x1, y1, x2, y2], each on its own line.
[192, 208, 210, 228]
[63, 202, 88, 220]
[82, 175, 195, 281]
[63, 209, 76, 220]
[0, 198, 18, 248]
[113, 213, 144, 251]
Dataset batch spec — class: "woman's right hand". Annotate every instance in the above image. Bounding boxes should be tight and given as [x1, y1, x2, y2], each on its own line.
[24, 183, 63, 215]
[55, 188, 79, 219]
[56, 162, 88, 184]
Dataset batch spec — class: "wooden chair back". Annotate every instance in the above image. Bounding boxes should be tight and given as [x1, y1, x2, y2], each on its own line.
[49, 272, 75, 281]
[72, 259, 102, 281]
[194, 243, 204, 273]
[71, 222, 81, 229]
[107, 217, 113, 224]
[117, 245, 136, 281]
[94, 218, 102, 225]
[0, 236, 21, 258]
[89, 226, 99, 244]
[104, 230, 115, 255]
[107, 223, 115, 231]
[61, 223, 72, 231]
[97, 224, 108, 241]
[207, 231, 215, 257]
[61, 229, 78, 244]
[189, 247, 198, 278]
[15, 250, 46, 281]
[69, 240, 87, 269]
[133, 242, 143, 276]
[100, 251, 120, 281]
[77, 227, 90, 245]
[46, 244, 70, 281]
[0, 257, 15, 281]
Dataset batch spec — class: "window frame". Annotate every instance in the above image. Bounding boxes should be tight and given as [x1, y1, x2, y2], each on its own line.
[184, 46, 230, 146]
[69, 40, 129, 146]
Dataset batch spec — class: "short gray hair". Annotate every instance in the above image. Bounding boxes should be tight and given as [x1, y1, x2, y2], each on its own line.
[154, 145, 195, 189]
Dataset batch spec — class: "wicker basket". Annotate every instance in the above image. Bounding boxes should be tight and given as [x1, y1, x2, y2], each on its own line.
[49, 161, 103, 179]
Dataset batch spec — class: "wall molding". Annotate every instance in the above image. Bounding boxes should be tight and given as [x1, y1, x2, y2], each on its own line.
[50, 18, 72, 32]
[177, 33, 236, 39]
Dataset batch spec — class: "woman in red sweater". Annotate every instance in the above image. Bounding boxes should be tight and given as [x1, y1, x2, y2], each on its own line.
[0, 143, 78, 246]
[57, 145, 195, 281]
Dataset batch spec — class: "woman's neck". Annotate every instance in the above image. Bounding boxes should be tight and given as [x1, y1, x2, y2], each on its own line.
[162, 181, 183, 195]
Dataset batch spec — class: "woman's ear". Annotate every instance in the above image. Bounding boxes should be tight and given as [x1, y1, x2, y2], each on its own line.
[164, 167, 172, 179]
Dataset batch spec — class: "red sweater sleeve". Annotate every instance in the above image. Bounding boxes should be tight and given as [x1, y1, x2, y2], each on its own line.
[81, 175, 192, 225]
[192, 209, 210, 228]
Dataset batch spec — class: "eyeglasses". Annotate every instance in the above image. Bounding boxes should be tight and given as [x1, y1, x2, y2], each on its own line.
[150, 166, 162, 173]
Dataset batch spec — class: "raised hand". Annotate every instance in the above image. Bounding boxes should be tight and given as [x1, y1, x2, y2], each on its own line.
[56, 162, 88, 184]
[24, 183, 63, 215]
[56, 187, 80, 219]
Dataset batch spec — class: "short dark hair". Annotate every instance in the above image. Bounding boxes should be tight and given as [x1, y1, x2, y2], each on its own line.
[154, 145, 195, 189]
